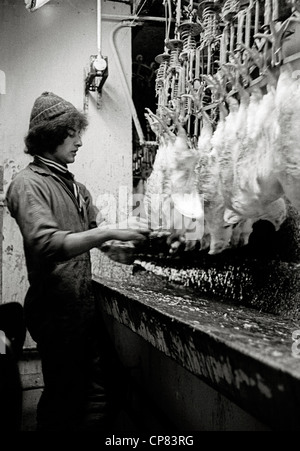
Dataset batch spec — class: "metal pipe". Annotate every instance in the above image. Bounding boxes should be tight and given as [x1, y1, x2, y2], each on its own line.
[109, 20, 146, 145]
[102, 14, 173, 23]
[176, 0, 182, 38]
[97, 0, 102, 55]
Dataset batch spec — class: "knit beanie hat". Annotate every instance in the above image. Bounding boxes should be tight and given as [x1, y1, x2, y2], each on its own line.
[29, 91, 78, 129]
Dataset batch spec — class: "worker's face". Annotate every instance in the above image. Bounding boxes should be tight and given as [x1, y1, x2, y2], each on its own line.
[52, 128, 83, 166]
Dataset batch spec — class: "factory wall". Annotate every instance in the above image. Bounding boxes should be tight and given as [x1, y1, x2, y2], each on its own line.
[0, 0, 133, 347]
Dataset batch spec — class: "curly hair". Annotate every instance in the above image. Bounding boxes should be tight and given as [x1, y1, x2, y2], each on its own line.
[24, 110, 89, 156]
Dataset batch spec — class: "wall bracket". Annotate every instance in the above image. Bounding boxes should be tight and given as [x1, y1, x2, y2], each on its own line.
[84, 55, 108, 109]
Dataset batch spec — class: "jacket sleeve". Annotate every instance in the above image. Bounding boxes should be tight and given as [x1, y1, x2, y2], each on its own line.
[79, 183, 98, 229]
[6, 175, 71, 262]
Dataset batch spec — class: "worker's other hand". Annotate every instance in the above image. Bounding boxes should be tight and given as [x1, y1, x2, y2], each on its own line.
[98, 223, 150, 265]
[98, 215, 150, 240]
[113, 229, 149, 244]
[166, 232, 186, 254]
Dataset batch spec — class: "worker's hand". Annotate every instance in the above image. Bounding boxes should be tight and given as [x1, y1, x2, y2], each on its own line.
[98, 215, 150, 240]
[113, 229, 149, 244]
[166, 232, 186, 254]
[98, 220, 150, 265]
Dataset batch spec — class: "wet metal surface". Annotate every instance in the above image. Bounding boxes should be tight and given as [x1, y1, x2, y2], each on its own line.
[93, 267, 300, 430]
[134, 256, 300, 319]
[94, 270, 300, 373]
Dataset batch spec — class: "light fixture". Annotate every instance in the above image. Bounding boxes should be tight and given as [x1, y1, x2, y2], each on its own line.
[24, 0, 51, 12]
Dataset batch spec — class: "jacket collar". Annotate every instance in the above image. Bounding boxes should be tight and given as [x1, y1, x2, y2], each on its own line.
[29, 159, 54, 176]
[30, 157, 75, 179]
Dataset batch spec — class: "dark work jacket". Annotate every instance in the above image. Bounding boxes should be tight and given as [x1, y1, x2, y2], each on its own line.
[6, 161, 98, 344]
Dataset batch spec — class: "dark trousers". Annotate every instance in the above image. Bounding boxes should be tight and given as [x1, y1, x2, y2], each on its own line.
[35, 317, 110, 431]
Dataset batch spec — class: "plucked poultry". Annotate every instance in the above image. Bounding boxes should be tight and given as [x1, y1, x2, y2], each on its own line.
[274, 68, 300, 213]
[143, 108, 204, 254]
[230, 86, 283, 218]
[195, 111, 234, 255]
[206, 53, 287, 250]
[213, 94, 240, 209]
[225, 196, 287, 248]
[159, 107, 204, 223]
[143, 109, 174, 231]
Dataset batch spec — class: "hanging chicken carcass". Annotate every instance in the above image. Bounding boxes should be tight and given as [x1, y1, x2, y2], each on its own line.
[274, 10, 300, 213]
[144, 107, 204, 253]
